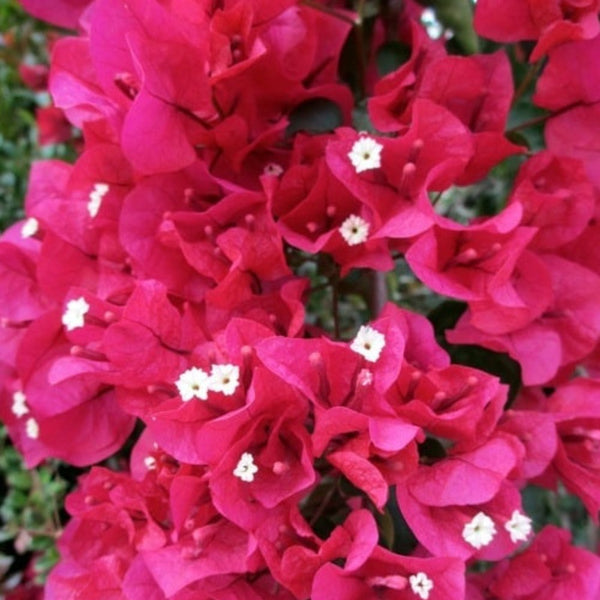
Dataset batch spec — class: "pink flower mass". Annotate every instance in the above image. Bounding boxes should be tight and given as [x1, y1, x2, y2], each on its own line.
[2, 0, 600, 598]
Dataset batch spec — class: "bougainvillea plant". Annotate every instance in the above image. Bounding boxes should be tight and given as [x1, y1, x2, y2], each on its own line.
[2, 0, 600, 598]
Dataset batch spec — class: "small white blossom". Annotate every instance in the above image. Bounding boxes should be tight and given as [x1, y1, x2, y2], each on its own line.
[462, 512, 497, 549]
[233, 452, 258, 482]
[505, 510, 532, 543]
[25, 417, 39, 439]
[339, 214, 370, 246]
[62, 297, 90, 331]
[348, 136, 383, 173]
[21, 217, 39, 238]
[88, 182, 109, 218]
[409, 572, 434, 600]
[350, 325, 386, 362]
[208, 364, 240, 396]
[144, 456, 157, 470]
[11, 391, 29, 418]
[176, 367, 210, 401]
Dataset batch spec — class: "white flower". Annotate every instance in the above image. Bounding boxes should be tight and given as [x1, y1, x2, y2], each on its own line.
[11, 391, 29, 418]
[175, 367, 210, 401]
[409, 572, 434, 600]
[62, 297, 90, 331]
[505, 510, 532, 543]
[144, 456, 157, 470]
[25, 417, 39, 439]
[462, 512, 497, 549]
[348, 136, 383, 173]
[350, 325, 386, 362]
[208, 364, 240, 396]
[88, 182, 109, 218]
[233, 452, 258, 482]
[339, 214, 370, 246]
[21, 217, 39, 238]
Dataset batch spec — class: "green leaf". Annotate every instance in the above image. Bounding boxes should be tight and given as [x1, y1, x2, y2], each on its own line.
[376, 41, 411, 76]
[522, 485, 550, 530]
[427, 0, 479, 54]
[351, 102, 376, 133]
[377, 509, 395, 549]
[285, 98, 343, 137]
[7, 470, 31, 490]
[353, 0, 381, 19]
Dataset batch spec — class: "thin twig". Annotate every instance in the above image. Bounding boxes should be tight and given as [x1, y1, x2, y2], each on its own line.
[332, 268, 340, 339]
[511, 60, 543, 108]
[506, 113, 550, 133]
[309, 482, 337, 527]
[369, 271, 388, 317]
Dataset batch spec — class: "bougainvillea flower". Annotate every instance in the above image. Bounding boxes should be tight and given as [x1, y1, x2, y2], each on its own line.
[19, 0, 91, 29]
[390, 363, 508, 443]
[397, 479, 528, 561]
[545, 103, 600, 188]
[327, 100, 474, 239]
[508, 151, 595, 251]
[372, 48, 521, 184]
[543, 379, 600, 520]
[208, 369, 314, 529]
[0, 309, 135, 467]
[487, 526, 600, 599]
[312, 542, 465, 600]
[498, 409, 558, 481]
[534, 33, 600, 110]
[474, 0, 600, 61]
[448, 253, 600, 384]
[27, 145, 133, 260]
[257, 508, 378, 599]
[368, 20, 446, 132]
[405, 205, 537, 303]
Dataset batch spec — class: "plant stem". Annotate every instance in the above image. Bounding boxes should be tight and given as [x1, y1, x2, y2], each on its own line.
[309, 481, 338, 527]
[332, 268, 341, 339]
[369, 271, 388, 317]
[511, 60, 543, 108]
[506, 112, 550, 133]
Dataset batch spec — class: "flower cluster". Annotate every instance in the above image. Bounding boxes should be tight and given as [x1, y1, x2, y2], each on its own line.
[3, 0, 600, 598]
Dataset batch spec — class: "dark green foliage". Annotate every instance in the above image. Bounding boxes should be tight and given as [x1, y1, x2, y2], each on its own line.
[0, 426, 66, 591]
[286, 98, 345, 137]
[0, 0, 75, 231]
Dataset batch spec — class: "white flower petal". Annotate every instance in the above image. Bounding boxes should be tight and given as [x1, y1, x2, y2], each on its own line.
[233, 452, 258, 482]
[62, 297, 90, 331]
[339, 214, 370, 246]
[348, 137, 383, 173]
[21, 217, 39, 238]
[25, 417, 39, 440]
[88, 182, 109, 218]
[462, 511, 497, 549]
[208, 364, 240, 396]
[409, 572, 434, 600]
[175, 367, 210, 401]
[11, 391, 29, 418]
[505, 509, 532, 543]
[350, 325, 386, 362]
